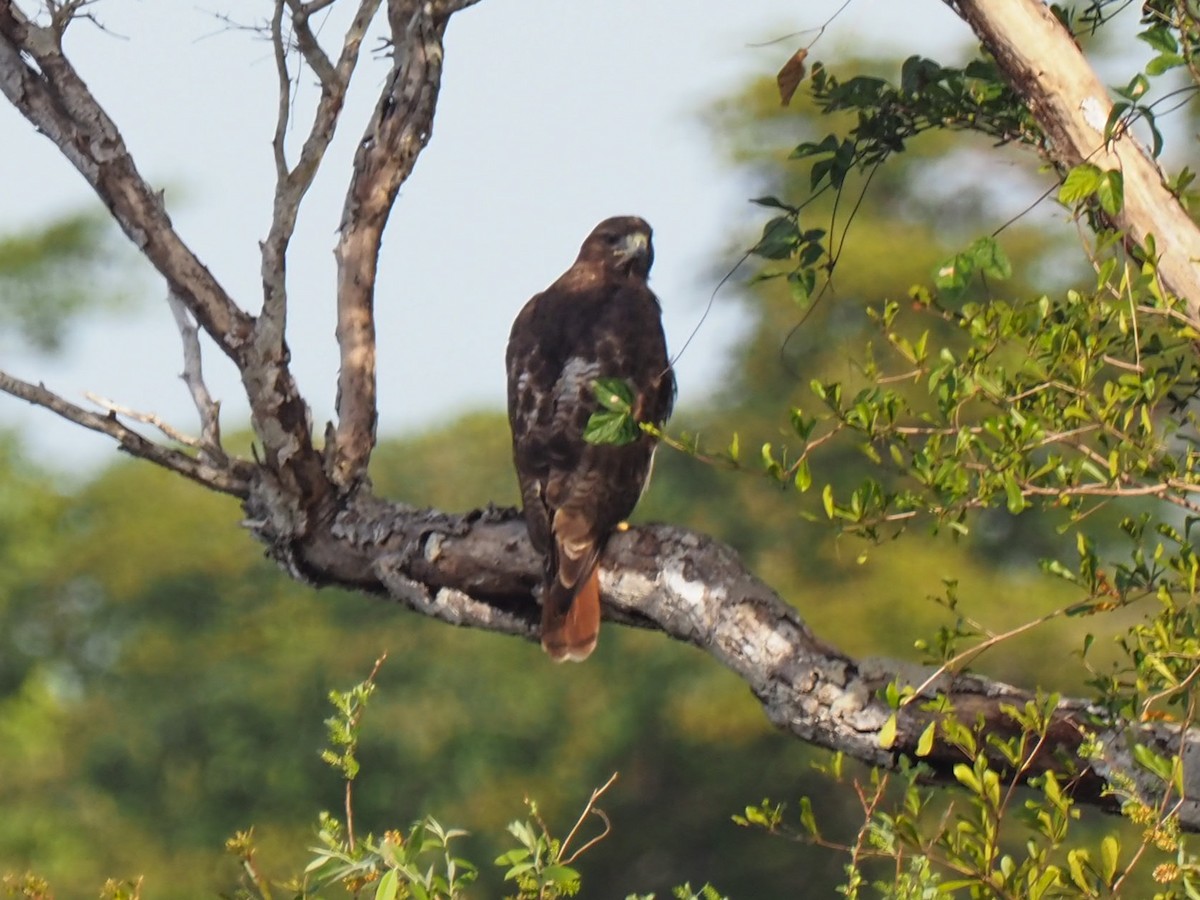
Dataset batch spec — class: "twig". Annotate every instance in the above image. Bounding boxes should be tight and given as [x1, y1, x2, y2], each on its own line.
[902, 602, 1083, 705]
[259, 0, 382, 330]
[167, 290, 226, 463]
[270, 0, 292, 181]
[345, 652, 387, 853]
[283, 0, 335, 84]
[0, 369, 250, 497]
[83, 391, 201, 448]
[559, 772, 619, 865]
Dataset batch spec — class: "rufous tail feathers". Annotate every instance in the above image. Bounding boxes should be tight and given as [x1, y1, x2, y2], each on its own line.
[541, 568, 600, 662]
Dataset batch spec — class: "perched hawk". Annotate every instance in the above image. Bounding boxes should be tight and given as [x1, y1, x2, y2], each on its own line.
[506, 216, 675, 662]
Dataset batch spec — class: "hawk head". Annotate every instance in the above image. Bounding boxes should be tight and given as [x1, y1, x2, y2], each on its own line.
[575, 215, 654, 280]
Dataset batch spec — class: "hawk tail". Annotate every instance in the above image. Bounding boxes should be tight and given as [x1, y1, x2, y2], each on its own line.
[541, 568, 601, 662]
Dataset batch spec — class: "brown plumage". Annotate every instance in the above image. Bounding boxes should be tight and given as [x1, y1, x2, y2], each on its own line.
[506, 216, 675, 661]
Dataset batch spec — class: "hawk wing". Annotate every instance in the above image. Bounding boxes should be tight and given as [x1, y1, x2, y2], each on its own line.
[507, 223, 673, 661]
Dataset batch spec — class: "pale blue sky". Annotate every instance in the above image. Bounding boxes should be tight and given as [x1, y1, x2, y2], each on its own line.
[1, 0, 965, 472]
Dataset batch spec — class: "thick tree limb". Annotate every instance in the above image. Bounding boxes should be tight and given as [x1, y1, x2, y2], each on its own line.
[236, 488, 1200, 830]
[947, 0, 1200, 319]
[328, 0, 450, 489]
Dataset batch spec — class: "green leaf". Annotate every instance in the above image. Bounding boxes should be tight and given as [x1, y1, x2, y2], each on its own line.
[794, 458, 812, 492]
[591, 377, 634, 412]
[1139, 25, 1178, 54]
[879, 713, 898, 749]
[1058, 163, 1103, 205]
[755, 216, 800, 260]
[541, 864, 581, 886]
[502, 862, 536, 881]
[749, 195, 794, 211]
[821, 483, 835, 519]
[1146, 52, 1186, 76]
[1067, 848, 1092, 892]
[1097, 170, 1124, 215]
[1132, 743, 1174, 782]
[585, 379, 640, 445]
[915, 721, 935, 757]
[953, 763, 981, 794]
[375, 869, 400, 900]
[1105, 102, 1130, 143]
[933, 251, 972, 296]
[583, 410, 637, 445]
[1100, 835, 1119, 885]
[969, 236, 1012, 280]
[798, 796, 820, 837]
[1004, 473, 1027, 514]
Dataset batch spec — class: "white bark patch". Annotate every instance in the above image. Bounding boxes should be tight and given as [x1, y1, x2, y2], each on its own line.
[424, 532, 444, 562]
[758, 626, 795, 664]
[662, 562, 713, 612]
[1080, 95, 1108, 133]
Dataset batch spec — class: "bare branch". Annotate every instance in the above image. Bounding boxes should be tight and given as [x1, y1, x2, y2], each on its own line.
[283, 0, 335, 85]
[167, 290, 226, 463]
[947, 0, 1200, 318]
[84, 391, 203, 449]
[328, 0, 452, 488]
[0, 1, 255, 362]
[435, 0, 483, 12]
[270, 0, 292, 182]
[0, 369, 251, 497]
[259, 0, 382, 330]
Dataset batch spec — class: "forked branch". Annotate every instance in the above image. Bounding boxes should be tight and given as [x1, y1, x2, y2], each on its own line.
[0, 369, 251, 496]
[261, 0, 383, 329]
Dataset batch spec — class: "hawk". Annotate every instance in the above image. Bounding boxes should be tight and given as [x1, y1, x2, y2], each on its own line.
[506, 216, 675, 662]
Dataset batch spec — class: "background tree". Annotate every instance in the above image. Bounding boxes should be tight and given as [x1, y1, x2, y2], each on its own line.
[5, 0, 1200, 896]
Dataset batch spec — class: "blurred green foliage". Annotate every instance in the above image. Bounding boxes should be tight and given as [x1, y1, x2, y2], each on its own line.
[0, 214, 133, 352]
[1, 31, 1190, 899]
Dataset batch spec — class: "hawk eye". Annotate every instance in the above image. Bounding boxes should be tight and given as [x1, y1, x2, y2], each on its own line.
[602, 233, 620, 246]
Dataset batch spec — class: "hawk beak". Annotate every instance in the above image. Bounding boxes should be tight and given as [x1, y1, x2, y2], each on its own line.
[616, 231, 650, 263]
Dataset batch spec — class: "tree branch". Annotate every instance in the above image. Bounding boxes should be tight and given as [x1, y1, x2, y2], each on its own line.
[5, 0, 1190, 844]
[261, 0, 382, 329]
[0, 0, 329, 519]
[249, 488, 1200, 831]
[0, 369, 252, 496]
[328, 0, 450, 488]
[947, 0, 1200, 319]
[167, 290, 225, 464]
[0, 1, 255, 361]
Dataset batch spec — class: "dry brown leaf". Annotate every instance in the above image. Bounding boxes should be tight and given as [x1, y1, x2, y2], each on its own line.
[777, 47, 808, 106]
